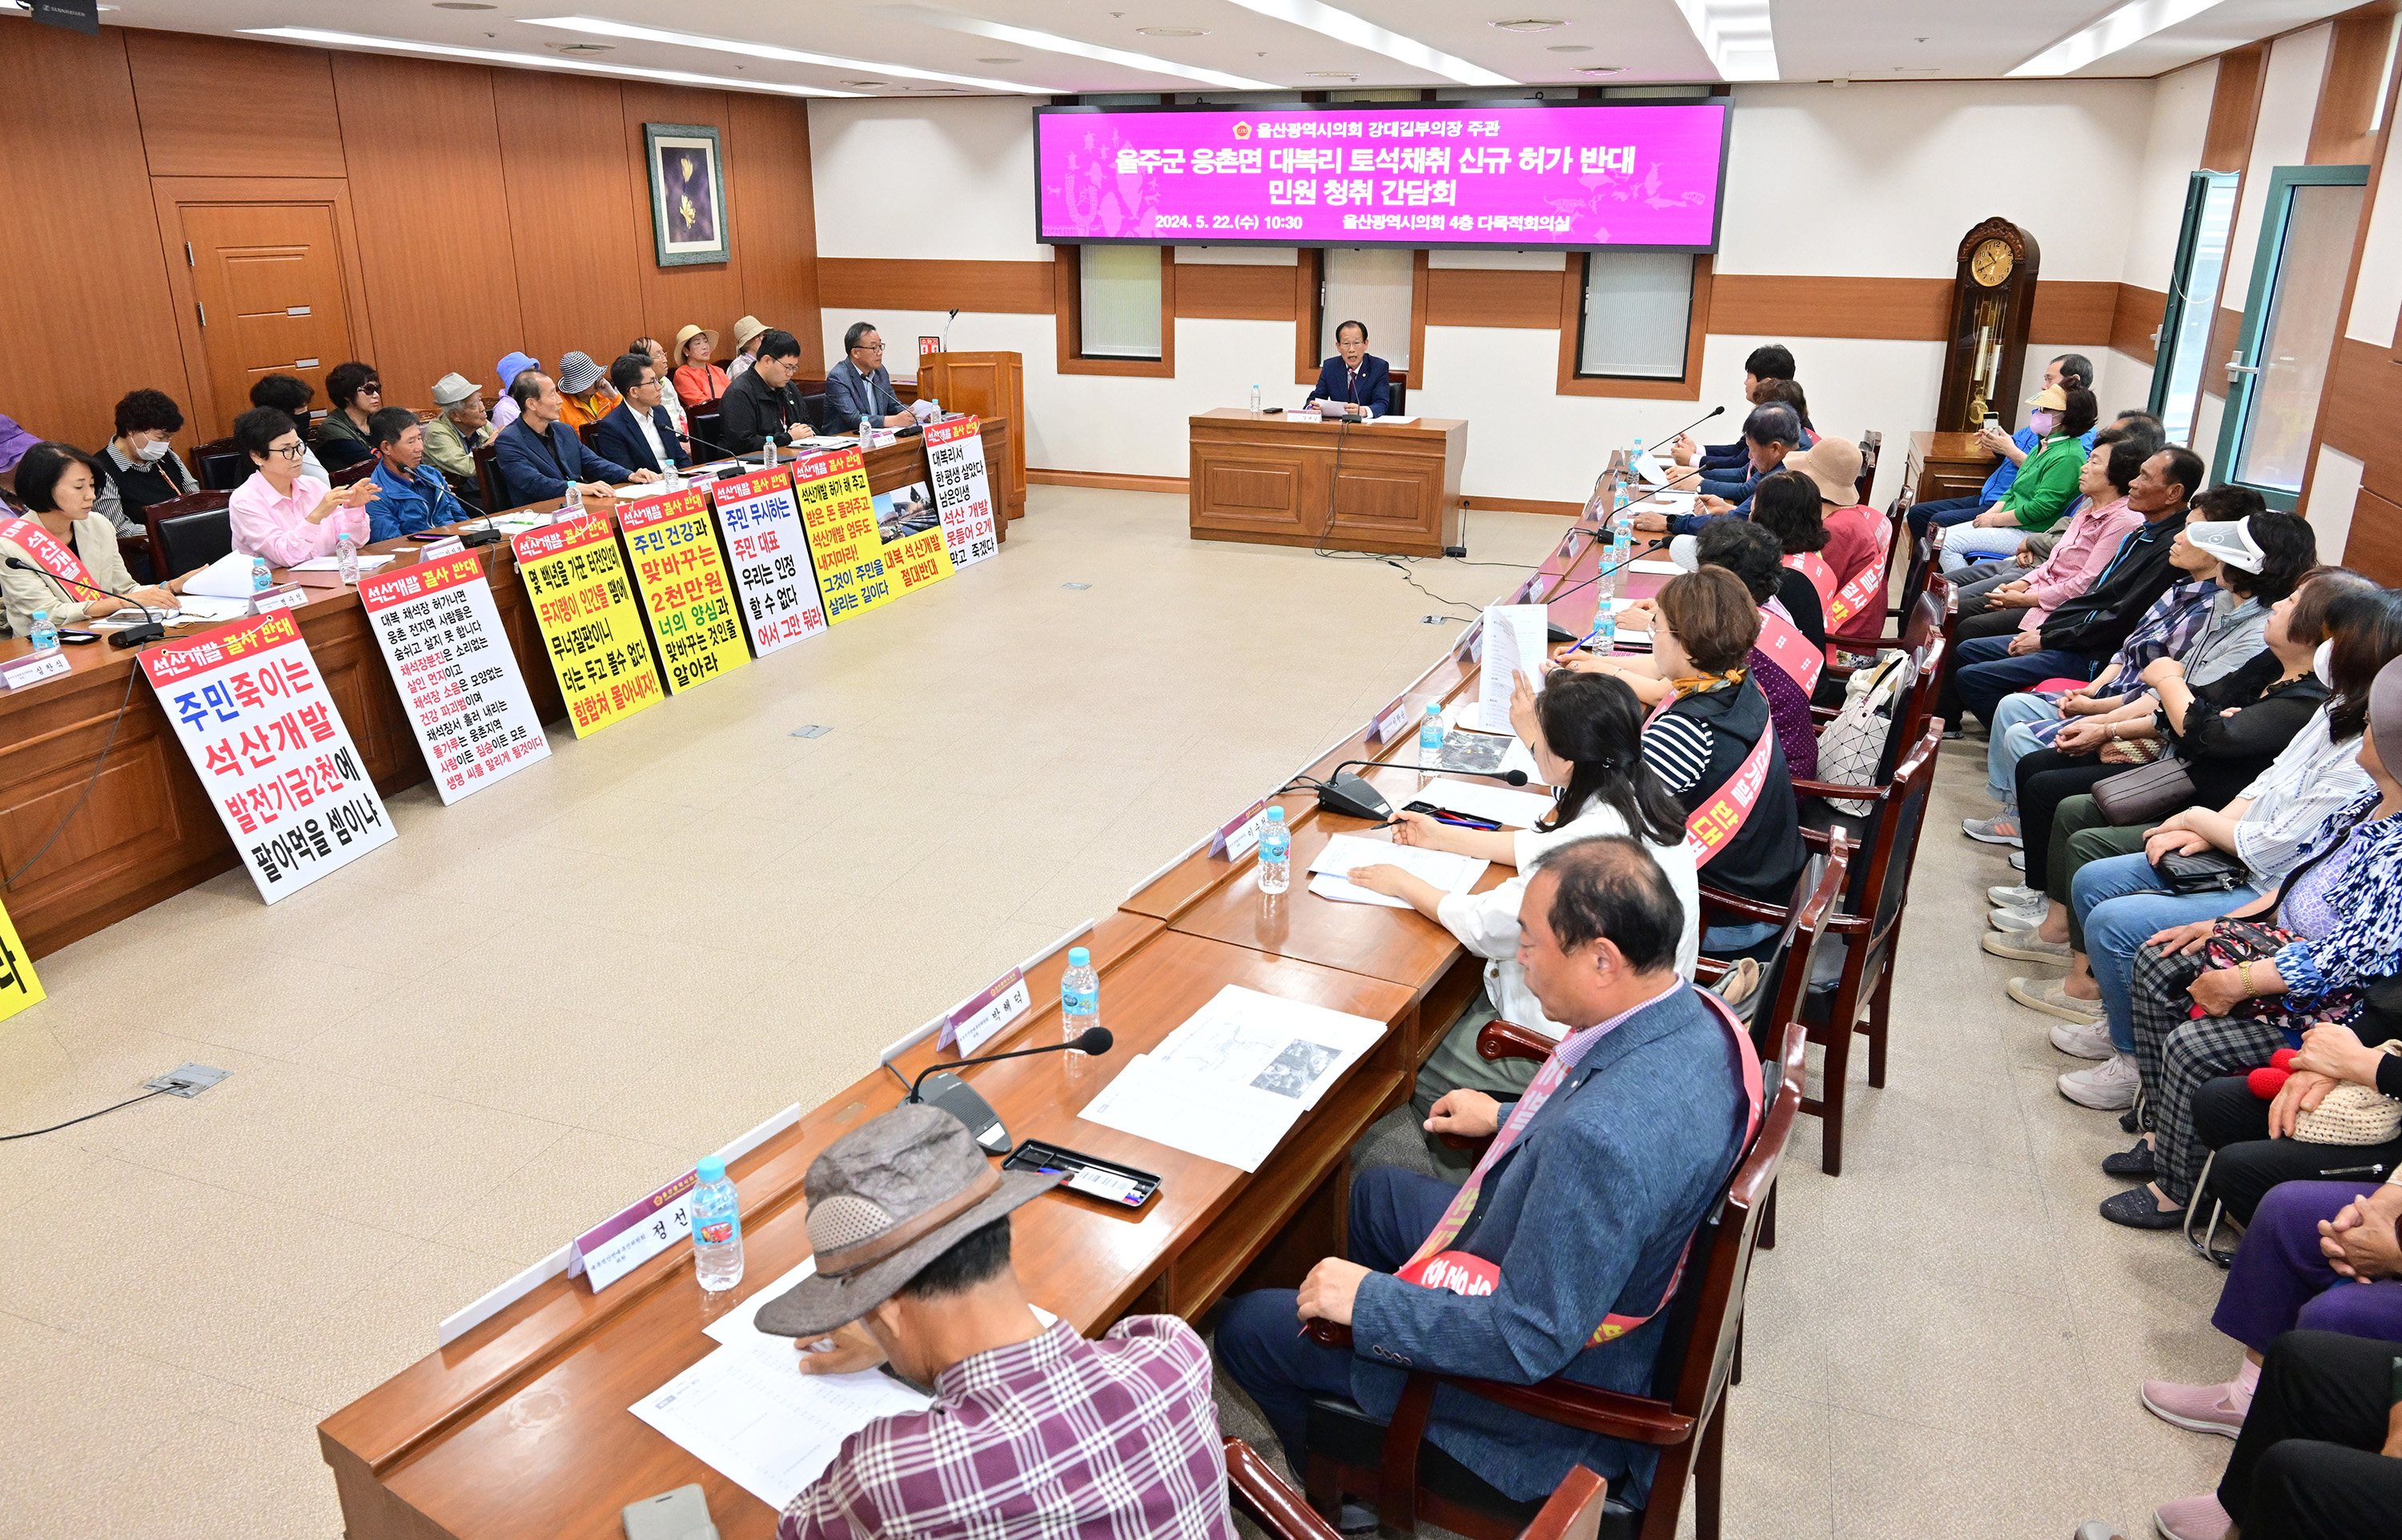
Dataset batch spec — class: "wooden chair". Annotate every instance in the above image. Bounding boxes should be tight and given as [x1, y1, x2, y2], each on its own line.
[140, 492, 231, 581]
[1298, 1022, 1810, 1540]
[471, 440, 508, 514]
[576, 420, 603, 451]
[330, 455, 376, 489]
[1226, 1439, 1609, 1540]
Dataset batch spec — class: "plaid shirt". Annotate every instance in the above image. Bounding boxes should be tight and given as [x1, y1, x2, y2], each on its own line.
[780, 1317, 1233, 1540]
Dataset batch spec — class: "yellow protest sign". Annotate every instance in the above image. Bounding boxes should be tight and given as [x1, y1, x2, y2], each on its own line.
[617, 487, 752, 695]
[791, 448, 894, 624]
[511, 511, 665, 736]
[0, 896, 43, 1024]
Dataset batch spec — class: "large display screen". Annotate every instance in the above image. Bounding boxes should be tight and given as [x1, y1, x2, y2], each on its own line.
[1034, 102, 1729, 252]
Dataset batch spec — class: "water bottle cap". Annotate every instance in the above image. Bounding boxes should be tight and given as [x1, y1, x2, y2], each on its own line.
[1264, 806, 1285, 823]
[1067, 946, 1091, 967]
[696, 1156, 725, 1184]
[1424, 702, 1442, 714]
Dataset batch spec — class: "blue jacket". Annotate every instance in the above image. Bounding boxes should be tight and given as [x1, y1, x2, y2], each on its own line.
[367, 458, 468, 541]
[590, 399, 690, 475]
[1312, 354, 1392, 416]
[824, 358, 904, 426]
[1346, 985, 1748, 1506]
[492, 419, 632, 509]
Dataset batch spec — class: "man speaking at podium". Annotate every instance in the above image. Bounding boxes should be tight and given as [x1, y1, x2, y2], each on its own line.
[1309, 319, 1391, 419]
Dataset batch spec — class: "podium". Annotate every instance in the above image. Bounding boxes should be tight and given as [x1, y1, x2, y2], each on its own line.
[1188, 408, 1467, 558]
[917, 351, 1027, 521]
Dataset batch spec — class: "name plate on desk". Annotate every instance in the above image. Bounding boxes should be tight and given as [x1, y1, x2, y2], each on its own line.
[1208, 799, 1271, 861]
[570, 1168, 698, 1293]
[1, 651, 70, 691]
[940, 966, 1031, 1055]
[418, 536, 464, 559]
[253, 584, 310, 614]
[1366, 692, 1412, 745]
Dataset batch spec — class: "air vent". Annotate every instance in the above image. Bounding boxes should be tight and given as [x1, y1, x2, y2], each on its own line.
[1136, 27, 1207, 38]
[1489, 18, 1568, 33]
[545, 42, 615, 54]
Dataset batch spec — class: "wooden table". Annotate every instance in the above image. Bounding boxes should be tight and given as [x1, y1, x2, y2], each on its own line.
[315, 488, 1648, 1539]
[0, 421, 1015, 959]
[1188, 408, 1466, 558]
[1906, 429, 2000, 508]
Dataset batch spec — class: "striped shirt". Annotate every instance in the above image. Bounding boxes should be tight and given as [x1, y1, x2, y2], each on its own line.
[780, 1317, 1233, 1540]
[1641, 712, 1716, 798]
[2232, 708, 2371, 884]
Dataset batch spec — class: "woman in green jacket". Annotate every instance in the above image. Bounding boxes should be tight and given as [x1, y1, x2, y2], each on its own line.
[1941, 384, 2099, 571]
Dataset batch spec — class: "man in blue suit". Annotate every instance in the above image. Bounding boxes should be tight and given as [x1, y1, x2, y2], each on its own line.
[1216, 836, 1751, 1513]
[589, 353, 692, 476]
[825, 321, 911, 430]
[363, 408, 469, 539]
[491, 371, 657, 508]
[1310, 319, 1391, 418]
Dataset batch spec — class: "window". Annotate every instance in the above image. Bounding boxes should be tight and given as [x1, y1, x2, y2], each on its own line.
[1053, 247, 1175, 376]
[1555, 253, 1712, 399]
[2214, 165, 2368, 507]
[2149, 170, 2239, 449]
[1319, 248, 1415, 371]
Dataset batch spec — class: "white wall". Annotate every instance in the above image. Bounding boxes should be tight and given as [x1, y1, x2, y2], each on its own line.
[809, 78, 2163, 503]
[2223, 23, 2332, 305]
[2124, 60, 2221, 296]
[2347, 112, 2402, 345]
[2305, 443, 2366, 560]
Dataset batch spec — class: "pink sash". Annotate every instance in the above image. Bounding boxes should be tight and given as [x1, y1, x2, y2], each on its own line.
[1823, 509, 1888, 634]
[1400, 990, 1764, 1344]
[1645, 689, 1777, 868]
[0, 516, 94, 590]
[1755, 603, 1823, 696]
[1783, 551, 1836, 611]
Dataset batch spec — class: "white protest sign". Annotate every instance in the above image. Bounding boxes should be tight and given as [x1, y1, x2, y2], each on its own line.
[356, 550, 550, 804]
[708, 465, 827, 657]
[923, 416, 1000, 570]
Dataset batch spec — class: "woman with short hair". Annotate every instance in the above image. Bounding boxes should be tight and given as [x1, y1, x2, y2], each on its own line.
[0, 441, 184, 637]
[313, 361, 382, 471]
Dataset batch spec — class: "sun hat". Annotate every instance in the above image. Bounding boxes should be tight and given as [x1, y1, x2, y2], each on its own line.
[1782, 435, 1863, 506]
[430, 372, 480, 407]
[556, 351, 605, 395]
[674, 323, 717, 360]
[2025, 384, 2070, 411]
[496, 351, 540, 393]
[731, 315, 769, 351]
[753, 1105, 1059, 1340]
[2184, 516, 2266, 574]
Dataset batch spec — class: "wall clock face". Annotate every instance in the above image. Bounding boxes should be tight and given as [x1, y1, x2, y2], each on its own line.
[1970, 237, 2015, 287]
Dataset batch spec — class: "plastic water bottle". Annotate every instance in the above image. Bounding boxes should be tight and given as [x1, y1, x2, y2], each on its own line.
[562, 479, 583, 515]
[336, 533, 358, 587]
[1418, 702, 1446, 768]
[859, 412, 873, 448]
[691, 1155, 743, 1292]
[1061, 947, 1099, 1045]
[1258, 806, 1290, 894]
[250, 555, 272, 595]
[1250, 383, 1263, 414]
[28, 609, 56, 652]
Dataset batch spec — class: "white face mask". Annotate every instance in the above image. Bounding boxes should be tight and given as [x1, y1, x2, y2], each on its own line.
[135, 439, 171, 463]
[2316, 639, 2334, 681]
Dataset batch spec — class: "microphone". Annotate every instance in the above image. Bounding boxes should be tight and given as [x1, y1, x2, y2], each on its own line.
[1652, 403, 1725, 451]
[1307, 759, 1528, 822]
[908, 1026, 1115, 1154]
[4, 556, 166, 648]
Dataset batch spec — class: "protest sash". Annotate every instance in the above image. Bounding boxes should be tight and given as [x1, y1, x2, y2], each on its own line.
[1783, 550, 1836, 610]
[1754, 600, 1824, 696]
[0, 516, 94, 590]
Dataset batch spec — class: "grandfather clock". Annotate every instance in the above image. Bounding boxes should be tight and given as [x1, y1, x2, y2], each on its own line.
[1934, 217, 2042, 434]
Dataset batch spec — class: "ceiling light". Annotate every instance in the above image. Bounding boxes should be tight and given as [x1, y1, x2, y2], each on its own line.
[1306, 70, 1358, 78]
[545, 42, 614, 54]
[241, 27, 864, 96]
[522, 15, 1060, 93]
[877, 7, 1279, 89]
[2007, 0, 2219, 77]
[1546, 45, 1592, 53]
[1577, 66, 1625, 75]
[1135, 27, 1207, 38]
[976, 56, 1022, 64]
[432, 2, 497, 10]
[1214, 0, 1516, 86]
[1668, 0, 1779, 82]
[1489, 18, 1568, 32]
[842, 79, 889, 86]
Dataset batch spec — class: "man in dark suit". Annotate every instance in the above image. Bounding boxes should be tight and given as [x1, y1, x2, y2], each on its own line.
[826, 321, 912, 430]
[721, 329, 813, 453]
[1310, 319, 1391, 418]
[491, 371, 653, 508]
[590, 353, 692, 476]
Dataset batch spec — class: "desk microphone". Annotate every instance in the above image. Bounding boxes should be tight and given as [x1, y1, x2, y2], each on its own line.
[1305, 759, 1528, 822]
[909, 1027, 1115, 1154]
[4, 556, 166, 648]
[1649, 403, 1725, 451]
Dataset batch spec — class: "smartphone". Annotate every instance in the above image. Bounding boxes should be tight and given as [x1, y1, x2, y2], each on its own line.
[1261, 406, 1285, 415]
[1400, 800, 1503, 832]
[623, 1484, 716, 1540]
[1982, 413, 2001, 431]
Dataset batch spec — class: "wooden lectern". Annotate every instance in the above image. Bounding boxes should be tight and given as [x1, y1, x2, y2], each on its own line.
[918, 351, 1027, 521]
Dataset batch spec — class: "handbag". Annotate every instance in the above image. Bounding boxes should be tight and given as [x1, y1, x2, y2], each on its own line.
[2151, 847, 2248, 895]
[1813, 648, 1914, 817]
[2092, 756, 2195, 825]
[2194, 918, 2361, 1026]
[2292, 1047, 2402, 1145]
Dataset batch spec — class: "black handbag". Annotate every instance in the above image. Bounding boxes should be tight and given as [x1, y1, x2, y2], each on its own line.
[2151, 846, 2247, 894]
[2091, 756, 2196, 825]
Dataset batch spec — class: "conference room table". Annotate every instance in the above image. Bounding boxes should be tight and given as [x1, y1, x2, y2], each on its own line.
[318, 479, 1674, 1539]
[0, 420, 1014, 960]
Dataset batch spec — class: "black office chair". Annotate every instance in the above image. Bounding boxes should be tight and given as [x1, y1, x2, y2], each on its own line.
[155, 507, 233, 575]
[799, 393, 830, 435]
[1387, 379, 1407, 416]
[471, 441, 508, 513]
[191, 437, 247, 492]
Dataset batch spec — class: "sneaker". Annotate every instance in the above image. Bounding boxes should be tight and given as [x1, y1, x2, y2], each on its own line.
[2059, 1052, 2140, 1110]
[2009, 849, 2025, 871]
[2047, 1016, 2114, 1059]
[2152, 1494, 2231, 1540]
[1986, 883, 2044, 909]
[2141, 1379, 2246, 1438]
[2010, 975, 2104, 1022]
[1983, 929, 2070, 964]
[1990, 904, 2043, 931]
[1962, 813, 2023, 847]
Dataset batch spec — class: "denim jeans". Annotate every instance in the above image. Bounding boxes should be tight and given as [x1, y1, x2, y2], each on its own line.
[1951, 633, 2097, 728]
[2072, 850, 2261, 1053]
[1985, 692, 2058, 800]
[1938, 526, 2029, 574]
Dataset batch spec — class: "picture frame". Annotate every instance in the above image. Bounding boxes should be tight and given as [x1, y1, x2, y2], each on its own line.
[644, 122, 729, 267]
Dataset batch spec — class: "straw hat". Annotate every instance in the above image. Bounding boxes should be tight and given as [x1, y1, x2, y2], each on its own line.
[674, 323, 717, 360]
[731, 315, 769, 351]
[1783, 435, 1863, 506]
[2025, 384, 2070, 412]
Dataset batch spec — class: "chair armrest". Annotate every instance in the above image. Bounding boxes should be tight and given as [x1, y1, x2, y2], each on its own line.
[1810, 704, 1840, 723]
[1697, 885, 1792, 925]
[1475, 1019, 1555, 1065]
[1791, 776, 1890, 804]
[1449, 1376, 1697, 1447]
[1223, 1438, 1343, 1540]
[1692, 956, 1729, 985]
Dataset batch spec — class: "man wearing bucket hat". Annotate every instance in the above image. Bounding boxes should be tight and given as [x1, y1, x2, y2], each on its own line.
[727, 315, 770, 380]
[756, 1103, 1234, 1540]
[553, 351, 621, 431]
[420, 373, 494, 483]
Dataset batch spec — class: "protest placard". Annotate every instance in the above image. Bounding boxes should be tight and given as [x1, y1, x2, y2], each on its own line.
[789, 448, 893, 625]
[356, 550, 550, 802]
[511, 512, 664, 737]
[617, 486, 755, 692]
[702, 469, 827, 658]
[922, 416, 999, 571]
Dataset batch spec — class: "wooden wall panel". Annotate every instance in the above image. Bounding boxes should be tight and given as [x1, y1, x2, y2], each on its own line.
[2321, 335, 2402, 503]
[729, 94, 825, 377]
[817, 259, 1056, 314]
[2308, 4, 2398, 166]
[1423, 267, 1562, 330]
[491, 75, 646, 378]
[1175, 264, 1297, 321]
[2111, 283, 2167, 364]
[0, 26, 194, 451]
[2028, 279, 2121, 344]
[2342, 485, 2402, 584]
[331, 54, 525, 411]
[126, 31, 346, 180]
[621, 85, 746, 360]
[2203, 43, 2269, 173]
[1707, 275, 1952, 340]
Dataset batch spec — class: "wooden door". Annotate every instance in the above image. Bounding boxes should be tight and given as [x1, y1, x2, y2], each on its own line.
[179, 203, 356, 437]
[918, 351, 1027, 519]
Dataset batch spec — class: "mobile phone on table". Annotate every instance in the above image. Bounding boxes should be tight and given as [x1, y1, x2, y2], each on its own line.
[623, 1484, 716, 1540]
[1400, 800, 1503, 832]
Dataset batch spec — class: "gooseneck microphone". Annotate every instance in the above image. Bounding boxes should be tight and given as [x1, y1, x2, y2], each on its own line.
[1297, 759, 1528, 822]
[4, 556, 166, 648]
[909, 1027, 1115, 1153]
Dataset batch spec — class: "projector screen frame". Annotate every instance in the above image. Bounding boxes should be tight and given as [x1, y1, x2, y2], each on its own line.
[1031, 98, 1733, 256]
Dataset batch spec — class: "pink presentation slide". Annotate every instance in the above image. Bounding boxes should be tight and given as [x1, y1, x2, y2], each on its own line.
[1036, 103, 1728, 250]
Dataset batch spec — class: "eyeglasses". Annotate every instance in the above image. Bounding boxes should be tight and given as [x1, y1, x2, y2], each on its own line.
[856, 342, 886, 353]
[269, 441, 307, 460]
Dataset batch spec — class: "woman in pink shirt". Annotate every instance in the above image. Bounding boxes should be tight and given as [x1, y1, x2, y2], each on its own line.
[227, 406, 376, 567]
[1982, 435, 2148, 633]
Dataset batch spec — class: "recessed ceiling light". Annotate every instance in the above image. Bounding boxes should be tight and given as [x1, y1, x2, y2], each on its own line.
[241, 27, 864, 96]
[545, 41, 615, 54]
[975, 57, 1022, 64]
[1135, 27, 1207, 38]
[883, 7, 1278, 89]
[2008, 0, 2216, 76]
[1489, 18, 1568, 32]
[1546, 45, 1591, 53]
[1576, 66, 1625, 75]
[842, 79, 889, 86]
[1213, 0, 1515, 86]
[432, 2, 497, 10]
[522, 16, 1058, 93]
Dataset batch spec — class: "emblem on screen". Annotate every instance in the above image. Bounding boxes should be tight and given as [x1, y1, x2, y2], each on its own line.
[1234, 121, 1252, 139]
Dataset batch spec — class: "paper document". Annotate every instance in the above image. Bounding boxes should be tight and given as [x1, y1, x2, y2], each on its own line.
[1414, 780, 1556, 830]
[631, 1339, 932, 1511]
[1307, 832, 1488, 909]
[1373, 415, 1417, 426]
[179, 551, 259, 600]
[1078, 1053, 1304, 1172]
[1476, 604, 1549, 734]
[290, 554, 396, 572]
[1634, 451, 1670, 487]
[1629, 559, 1683, 576]
[1151, 984, 1387, 1111]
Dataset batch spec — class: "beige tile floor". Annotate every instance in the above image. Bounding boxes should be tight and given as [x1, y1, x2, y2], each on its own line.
[0, 489, 2234, 1538]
